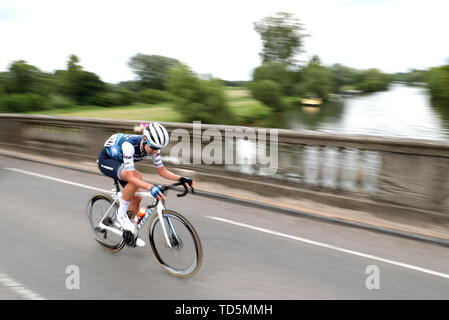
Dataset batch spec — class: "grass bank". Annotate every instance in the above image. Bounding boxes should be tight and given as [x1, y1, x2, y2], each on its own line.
[27, 103, 183, 122]
[26, 88, 275, 125]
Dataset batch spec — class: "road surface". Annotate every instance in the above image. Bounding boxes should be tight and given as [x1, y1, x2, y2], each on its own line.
[1, 155, 449, 300]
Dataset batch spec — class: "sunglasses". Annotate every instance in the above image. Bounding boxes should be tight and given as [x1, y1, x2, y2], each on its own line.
[143, 137, 160, 151]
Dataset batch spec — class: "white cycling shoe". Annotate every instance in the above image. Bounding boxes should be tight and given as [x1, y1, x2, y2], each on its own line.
[116, 213, 145, 247]
[135, 237, 145, 247]
[117, 213, 136, 232]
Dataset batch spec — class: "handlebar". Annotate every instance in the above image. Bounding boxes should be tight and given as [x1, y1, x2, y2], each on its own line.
[147, 181, 195, 208]
[159, 181, 195, 198]
[113, 179, 194, 208]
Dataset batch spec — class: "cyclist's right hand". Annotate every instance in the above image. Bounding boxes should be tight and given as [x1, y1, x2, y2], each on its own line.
[179, 176, 194, 189]
[150, 185, 166, 201]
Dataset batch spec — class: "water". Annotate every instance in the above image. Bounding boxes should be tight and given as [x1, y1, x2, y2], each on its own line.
[261, 84, 449, 142]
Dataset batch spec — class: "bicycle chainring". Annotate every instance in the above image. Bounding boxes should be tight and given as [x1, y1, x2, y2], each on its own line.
[123, 230, 136, 247]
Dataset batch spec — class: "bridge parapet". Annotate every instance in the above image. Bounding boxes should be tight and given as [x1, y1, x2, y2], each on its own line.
[1, 114, 448, 216]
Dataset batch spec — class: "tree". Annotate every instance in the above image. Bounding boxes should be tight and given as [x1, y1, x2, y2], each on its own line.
[329, 63, 359, 93]
[296, 58, 334, 100]
[254, 12, 308, 66]
[59, 55, 105, 105]
[250, 80, 283, 111]
[426, 65, 449, 101]
[252, 61, 296, 95]
[3, 60, 42, 94]
[129, 54, 180, 90]
[355, 68, 391, 93]
[166, 64, 234, 124]
[67, 54, 82, 73]
[395, 69, 427, 84]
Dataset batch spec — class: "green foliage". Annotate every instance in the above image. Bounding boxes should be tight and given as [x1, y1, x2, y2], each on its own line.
[295, 60, 334, 100]
[129, 54, 180, 90]
[116, 88, 139, 105]
[329, 63, 360, 93]
[1, 60, 56, 97]
[140, 88, 172, 104]
[88, 86, 138, 107]
[231, 102, 272, 125]
[116, 80, 141, 92]
[0, 60, 61, 113]
[48, 94, 75, 109]
[426, 65, 449, 101]
[89, 92, 122, 107]
[55, 55, 105, 105]
[355, 68, 391, 93]
[252, 61, 296, 95]
[394, 69, 427, 84]
[0, 93, 46, 113]
[3, 60, 41, 94]
[166, 64, 234, 124]
[254, 12, 308, 66]
[58, 55, 105, 105]
[222, 80, 250, 87]
[250, 79, 283, 111]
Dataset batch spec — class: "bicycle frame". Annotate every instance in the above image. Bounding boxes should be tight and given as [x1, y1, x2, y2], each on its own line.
[97, 190, 174, 248]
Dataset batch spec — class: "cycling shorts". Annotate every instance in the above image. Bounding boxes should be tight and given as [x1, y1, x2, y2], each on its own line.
[97, 147, 128, 188]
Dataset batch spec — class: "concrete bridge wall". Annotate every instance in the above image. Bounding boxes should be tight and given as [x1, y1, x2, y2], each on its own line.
[1, 114, 448, 221]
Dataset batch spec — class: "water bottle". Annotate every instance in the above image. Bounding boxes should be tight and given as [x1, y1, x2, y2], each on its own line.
[133, 207, 146, 224]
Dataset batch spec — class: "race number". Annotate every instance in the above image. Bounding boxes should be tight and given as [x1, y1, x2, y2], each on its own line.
[104, 134, 119, 147]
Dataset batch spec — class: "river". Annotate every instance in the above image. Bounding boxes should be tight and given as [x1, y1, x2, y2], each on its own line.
[261, 84, 449, 142]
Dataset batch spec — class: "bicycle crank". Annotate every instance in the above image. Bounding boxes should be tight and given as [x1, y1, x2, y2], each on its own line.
[123, 230, 136, 247]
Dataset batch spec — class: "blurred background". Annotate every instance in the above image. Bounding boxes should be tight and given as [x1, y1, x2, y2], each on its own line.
[0, 1, 448, 140]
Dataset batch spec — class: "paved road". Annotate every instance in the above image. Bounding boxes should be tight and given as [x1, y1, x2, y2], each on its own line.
[1, 155, 449, 300]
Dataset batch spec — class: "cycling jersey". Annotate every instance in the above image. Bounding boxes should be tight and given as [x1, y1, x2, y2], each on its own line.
[104, 133, 163, 171]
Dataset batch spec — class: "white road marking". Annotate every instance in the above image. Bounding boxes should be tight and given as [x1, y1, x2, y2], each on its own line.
[5, 166, 449, 281]
[4, 167, 109, 193]
[207, 216, 449, 280]
[0, 272, 46, 300]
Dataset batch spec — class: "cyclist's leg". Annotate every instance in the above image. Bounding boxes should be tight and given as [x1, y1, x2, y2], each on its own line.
[128, 193, 142, 220]
[98, 148, 124, 184]
[118, 168, 143, 220]
[98, 150, 133, 223]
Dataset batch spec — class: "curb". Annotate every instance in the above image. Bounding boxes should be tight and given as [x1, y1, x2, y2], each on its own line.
[2, 150, 449, 248]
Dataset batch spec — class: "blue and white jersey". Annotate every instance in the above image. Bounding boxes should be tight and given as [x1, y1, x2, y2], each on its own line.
[104, 133, 163, 171]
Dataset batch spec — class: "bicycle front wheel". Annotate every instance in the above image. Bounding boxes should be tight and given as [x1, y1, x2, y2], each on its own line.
[148, 210, 202, 278]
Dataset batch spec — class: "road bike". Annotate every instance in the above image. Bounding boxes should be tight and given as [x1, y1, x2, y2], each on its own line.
[86, 179, 202, 278]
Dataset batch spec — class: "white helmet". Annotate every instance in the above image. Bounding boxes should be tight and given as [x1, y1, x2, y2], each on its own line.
[143, 122, 169, 149]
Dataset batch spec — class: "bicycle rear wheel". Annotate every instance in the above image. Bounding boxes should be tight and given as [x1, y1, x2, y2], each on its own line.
[148, 210, 202, 278]
[86, 194, 125, 252]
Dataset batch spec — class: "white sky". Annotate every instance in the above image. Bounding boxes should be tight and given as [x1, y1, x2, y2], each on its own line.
[1, 0, 448, 83]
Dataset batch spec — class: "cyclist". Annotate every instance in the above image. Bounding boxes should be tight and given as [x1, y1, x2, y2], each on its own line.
[97, 121, 194, 247]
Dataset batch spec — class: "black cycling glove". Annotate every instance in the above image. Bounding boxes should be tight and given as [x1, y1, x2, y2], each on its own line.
[179, 177, 193, 188]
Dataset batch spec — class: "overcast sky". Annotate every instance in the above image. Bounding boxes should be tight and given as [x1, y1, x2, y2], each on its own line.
[1, 0, 448, 83]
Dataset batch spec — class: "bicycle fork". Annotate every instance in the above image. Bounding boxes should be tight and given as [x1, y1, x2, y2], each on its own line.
[140, 201, 177, 249]
[155, 201, 174, 249]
